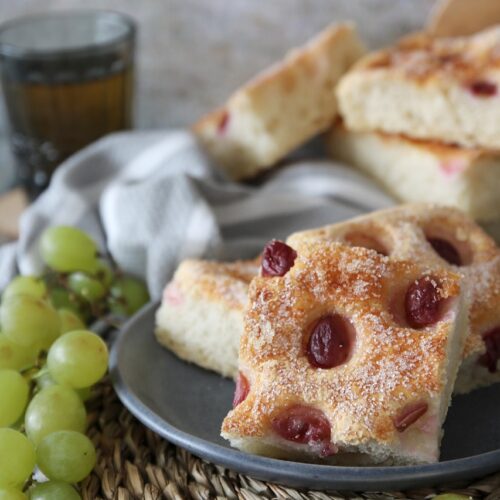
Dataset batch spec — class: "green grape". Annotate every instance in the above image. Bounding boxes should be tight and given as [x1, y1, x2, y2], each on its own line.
[68, 273, 106, 302]
[39, 226, 98, 274]
[9, 414, 25, 432]
[29, 481, 81, 500]
[48, 287, 71, 309]
[24, 385, 86, 445]
[94, 260, 113, 288]
[34, 370, 56, 391]
[0, 334, 38, 371]
[58, 309, 85, 334]
[35, 370, 90, 401]
[76, 386, 92, 402]
[0, 486, 27, 499]
[47, 331, 108, 389]
[1, 296, 60, 349]
[0, 428, 36, 487]
[36, 431, 96, 483]
[48, 287, 83, 317]
[2, 276, 46, 301]
[432, 495, 471, 500]
[0, 370, 29, 427]
[109, 276, 149, 316]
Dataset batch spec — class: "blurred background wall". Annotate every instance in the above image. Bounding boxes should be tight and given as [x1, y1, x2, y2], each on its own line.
[0, 0, 436, 188]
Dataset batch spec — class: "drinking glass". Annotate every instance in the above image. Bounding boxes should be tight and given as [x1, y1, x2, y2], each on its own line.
[0, 10, 136, 196]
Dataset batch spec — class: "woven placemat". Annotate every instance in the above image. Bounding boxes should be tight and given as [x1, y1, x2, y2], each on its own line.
[79, 382, 500, 500]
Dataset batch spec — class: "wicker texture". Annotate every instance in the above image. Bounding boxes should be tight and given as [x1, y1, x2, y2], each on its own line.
[80, 382, 500, 500]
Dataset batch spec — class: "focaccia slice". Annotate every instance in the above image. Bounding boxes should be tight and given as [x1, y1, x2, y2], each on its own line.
[155, 258, 259, 378]
[337, 27, 500, 149]
[222, 240, 467, 464]
[326, 122, 500, 223]
[194, 23, 364, 180]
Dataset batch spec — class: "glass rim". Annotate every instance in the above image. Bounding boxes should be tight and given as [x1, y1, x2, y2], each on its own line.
[0, 9, 136, 61]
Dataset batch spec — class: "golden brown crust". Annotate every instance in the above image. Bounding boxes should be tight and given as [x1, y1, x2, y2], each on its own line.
[171, 258, 260, 310]
[358, 28, 500, 84]
[332, 119, 495, 162]
[373, 133, 490, 161]
[222, 241, 463, 454]
[239, 23, 360, 100]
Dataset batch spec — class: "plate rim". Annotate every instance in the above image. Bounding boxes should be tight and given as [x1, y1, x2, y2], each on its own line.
[110, 301, 500, 491]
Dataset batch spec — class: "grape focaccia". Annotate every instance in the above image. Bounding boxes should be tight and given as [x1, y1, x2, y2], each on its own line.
[194, 23, 364, 180]
[326, 121, 500, 224]
[222, 240, 468, 465]
[337, 27, 500, 149]
[155, 258, 259, 379]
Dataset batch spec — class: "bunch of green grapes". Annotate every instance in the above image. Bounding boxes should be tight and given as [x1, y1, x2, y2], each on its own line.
[40, 226, 150, 323]
[0, 226, 149, 498]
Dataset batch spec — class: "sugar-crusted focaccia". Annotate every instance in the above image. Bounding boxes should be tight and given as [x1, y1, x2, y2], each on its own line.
[155, 258, 259, 378]
[156, 205, 500, 393]
[326, 122, 500, 224]
[288, 204, 500, 393]
[222, 240, 468, 465]
[337, 27, 500, 150]
[193, 23, 365, 181]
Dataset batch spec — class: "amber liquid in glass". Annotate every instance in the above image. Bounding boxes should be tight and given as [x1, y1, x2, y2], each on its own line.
[1, 65, 133, 195]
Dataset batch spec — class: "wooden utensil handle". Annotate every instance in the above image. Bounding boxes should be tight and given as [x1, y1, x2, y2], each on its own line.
[0, 188, 28, 240]
[428, 0, 500, 37]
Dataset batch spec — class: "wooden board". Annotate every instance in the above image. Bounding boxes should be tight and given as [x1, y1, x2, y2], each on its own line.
[0, 188, 27, 240]
[429, 0, 500, 37]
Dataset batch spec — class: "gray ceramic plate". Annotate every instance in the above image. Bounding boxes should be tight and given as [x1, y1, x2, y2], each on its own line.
[110, 302, 500, 491]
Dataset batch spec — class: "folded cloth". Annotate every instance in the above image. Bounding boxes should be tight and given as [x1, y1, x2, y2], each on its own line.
[0, 130, 394, 298]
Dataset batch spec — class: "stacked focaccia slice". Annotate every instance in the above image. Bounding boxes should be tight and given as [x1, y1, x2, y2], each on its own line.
[337, 27, 500, 149]
[330, 26, 500, 231]
[326, 123, 500, 225]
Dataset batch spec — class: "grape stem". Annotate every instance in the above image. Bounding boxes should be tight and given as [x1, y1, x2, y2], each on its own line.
[30, 366, 49, 380]
[96, 213, 119, 273]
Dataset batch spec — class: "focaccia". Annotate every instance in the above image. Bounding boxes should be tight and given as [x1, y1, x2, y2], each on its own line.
[337, 27, 500, 149]
[194, 23, 364, 180]
[222, 240, 467, 464]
